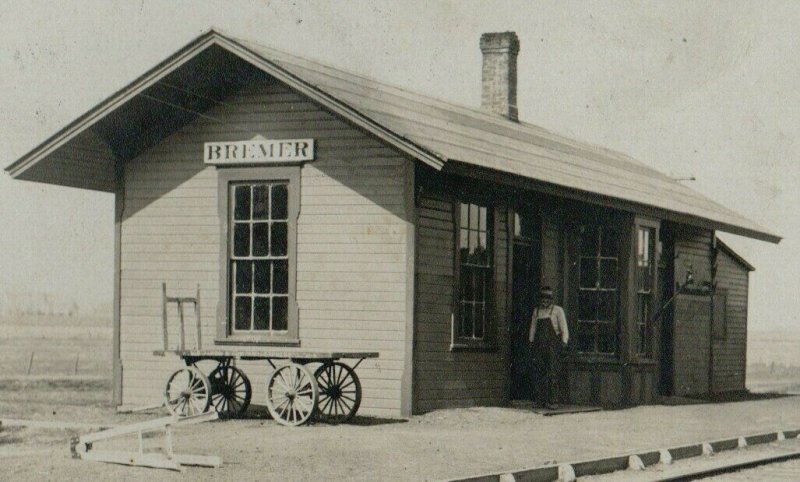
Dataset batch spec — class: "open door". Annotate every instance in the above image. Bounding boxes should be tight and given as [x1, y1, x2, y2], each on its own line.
[658, 234, 675, 396]
[510, 209, 542, 401]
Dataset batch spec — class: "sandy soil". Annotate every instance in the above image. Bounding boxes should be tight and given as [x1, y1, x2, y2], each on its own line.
[2, 378, 800, 481]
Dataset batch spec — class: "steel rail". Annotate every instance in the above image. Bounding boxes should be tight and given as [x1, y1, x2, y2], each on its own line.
[655, 450, 800, 481]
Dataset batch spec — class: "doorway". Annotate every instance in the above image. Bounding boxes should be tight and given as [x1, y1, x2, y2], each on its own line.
[658, 235, 675, 396]
[510, 210, 542, 400]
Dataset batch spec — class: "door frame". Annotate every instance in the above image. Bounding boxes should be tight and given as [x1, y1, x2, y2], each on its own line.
[658, 230, 675, 396]
[508, 206, 543, 400]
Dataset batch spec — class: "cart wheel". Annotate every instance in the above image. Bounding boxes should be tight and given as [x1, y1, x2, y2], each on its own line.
[164, 366, 211, 417]
[209, 365, 252, 418]
[314, 362, 362, 424]
[265, 363, 318, 426]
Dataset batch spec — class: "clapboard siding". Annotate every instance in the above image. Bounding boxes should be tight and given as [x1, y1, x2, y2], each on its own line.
[413, 193, 510, 413]
[118, 76, 410, 418]
[711, 248, 749, 392]
[672, 229, 713, 397]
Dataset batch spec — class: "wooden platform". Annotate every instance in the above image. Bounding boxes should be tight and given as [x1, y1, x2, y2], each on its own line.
[534, 405, 602, 417]
[509, 400, 601, 416]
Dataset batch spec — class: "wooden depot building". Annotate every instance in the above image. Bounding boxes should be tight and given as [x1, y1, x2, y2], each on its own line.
[6, 30, 779, 418]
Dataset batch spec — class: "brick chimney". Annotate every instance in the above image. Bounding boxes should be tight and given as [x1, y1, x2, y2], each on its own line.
[480, 32, 520, 121]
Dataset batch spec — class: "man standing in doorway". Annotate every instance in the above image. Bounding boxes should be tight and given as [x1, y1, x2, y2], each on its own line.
[529, 286, 569, 409]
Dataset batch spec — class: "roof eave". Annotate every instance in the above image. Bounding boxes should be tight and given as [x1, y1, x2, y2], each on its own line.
[444, 160, 781, 244]
[709, 223, 780, 245]
[5, 29, 445, 180]
[6, 29, 221, 178]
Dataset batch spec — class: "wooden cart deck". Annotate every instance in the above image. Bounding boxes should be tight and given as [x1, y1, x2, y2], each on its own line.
[153, 349, 379, 361]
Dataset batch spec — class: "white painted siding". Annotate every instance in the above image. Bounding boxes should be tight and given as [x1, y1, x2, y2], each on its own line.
[119, 77, 410, 418]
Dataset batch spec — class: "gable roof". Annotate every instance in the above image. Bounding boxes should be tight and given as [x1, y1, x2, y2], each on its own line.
[5, 29, 780, 244]
[716, 237, 756, 272]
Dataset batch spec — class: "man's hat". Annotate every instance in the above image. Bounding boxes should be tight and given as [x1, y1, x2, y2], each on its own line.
[539, 286, 554, 299]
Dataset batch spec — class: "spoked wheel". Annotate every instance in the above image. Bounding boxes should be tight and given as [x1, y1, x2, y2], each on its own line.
[164, 366, 211, 417]
[209, 365, 252, 418]
[314, 362, 362, 424]
[265, 363, 319, 426]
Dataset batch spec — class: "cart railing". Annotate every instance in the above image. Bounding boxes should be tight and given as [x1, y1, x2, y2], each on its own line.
[162, 283, 201, 351]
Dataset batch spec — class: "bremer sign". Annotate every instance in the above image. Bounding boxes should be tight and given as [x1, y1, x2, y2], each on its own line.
[204, 139, 315, 165]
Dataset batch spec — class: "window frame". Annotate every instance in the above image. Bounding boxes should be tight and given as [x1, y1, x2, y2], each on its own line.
[634, 218, 659, 358]
[216, 166, 300, 345]
[451, 199, 498, 351]
[575, 223, 622, 357]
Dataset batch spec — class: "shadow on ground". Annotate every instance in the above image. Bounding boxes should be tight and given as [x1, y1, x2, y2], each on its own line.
[132, 403, 408, 427]
[655, 391, 795, 406]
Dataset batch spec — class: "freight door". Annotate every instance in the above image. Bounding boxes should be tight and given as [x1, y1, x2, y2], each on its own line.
[671, 240, 713, 397]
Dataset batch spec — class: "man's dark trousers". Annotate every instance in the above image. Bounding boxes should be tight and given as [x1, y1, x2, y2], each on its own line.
[531, 317, 562, 406]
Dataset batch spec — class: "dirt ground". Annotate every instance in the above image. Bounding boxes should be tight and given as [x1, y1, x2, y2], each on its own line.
[2, 378, 800, 481]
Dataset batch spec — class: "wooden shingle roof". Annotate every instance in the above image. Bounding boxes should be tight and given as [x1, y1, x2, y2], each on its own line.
[5, 30, 780, 243]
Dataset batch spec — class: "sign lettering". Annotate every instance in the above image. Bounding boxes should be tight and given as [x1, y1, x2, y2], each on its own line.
[204, 139, 315, 165]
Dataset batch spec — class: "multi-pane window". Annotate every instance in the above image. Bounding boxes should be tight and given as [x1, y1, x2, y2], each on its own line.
[457, 202, 493, 340]
[230, 182, 289, 333]
[577, 225, 619, 355]
[636, 227, 656, 356]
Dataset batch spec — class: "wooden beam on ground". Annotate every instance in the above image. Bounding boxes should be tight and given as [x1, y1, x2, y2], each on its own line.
[71, 411, 221, 471]
[76, 412, 216, 447]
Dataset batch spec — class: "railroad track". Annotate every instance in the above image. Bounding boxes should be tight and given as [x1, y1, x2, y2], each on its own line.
[702, 458, 800, 480]
[584, 438, 800, 481]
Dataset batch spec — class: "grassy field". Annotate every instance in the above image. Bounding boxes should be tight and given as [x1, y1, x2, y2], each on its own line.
[747, 329, 800, 394]
[0, 314, 797, 389]
[0, 315, 111, 378]
[0, 317, 148, 467]
[747, 363, 800, 394]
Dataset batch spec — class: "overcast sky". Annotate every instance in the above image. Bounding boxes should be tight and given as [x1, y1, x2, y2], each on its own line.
[0, 1, 797, 331]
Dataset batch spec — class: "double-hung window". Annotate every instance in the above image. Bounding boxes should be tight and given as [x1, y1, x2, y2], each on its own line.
[635, 225, 657, 357]
[218, 167, 299, 343]
[231, 182, 289, 332]
[456, 202, 494, 343]
[576, 225, 619, 355]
